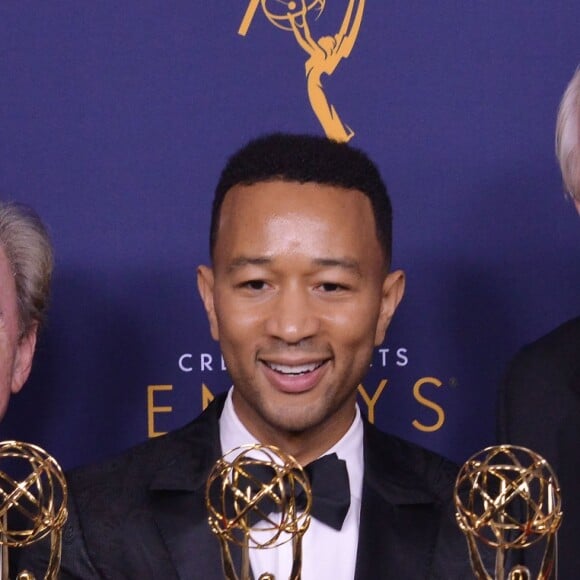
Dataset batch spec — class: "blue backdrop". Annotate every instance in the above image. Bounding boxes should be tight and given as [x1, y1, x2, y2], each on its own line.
[1, 1, 579, 468]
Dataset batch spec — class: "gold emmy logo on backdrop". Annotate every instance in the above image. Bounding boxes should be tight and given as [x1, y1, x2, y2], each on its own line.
[206, 444, 312, 580]
[0, 441, 68, 580]
[239, 0, 366, 142]
[454, 445, 563, 580]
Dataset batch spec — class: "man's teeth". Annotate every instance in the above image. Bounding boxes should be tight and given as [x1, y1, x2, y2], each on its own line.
[267, 362, 321, 375]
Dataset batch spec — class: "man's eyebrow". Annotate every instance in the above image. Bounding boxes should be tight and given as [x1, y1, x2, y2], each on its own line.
[226, 256, 362, 275]
[227, 256, 272, 272]
[313, 258, 362, 274]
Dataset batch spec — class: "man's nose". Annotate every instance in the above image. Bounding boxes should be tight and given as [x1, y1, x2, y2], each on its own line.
[265, 286, 320, 344]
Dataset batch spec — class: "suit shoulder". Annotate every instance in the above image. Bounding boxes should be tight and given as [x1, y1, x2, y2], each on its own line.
[67, 429, 174, 488]
[67, 401, 220, 495]
[508, 316, 580, 375]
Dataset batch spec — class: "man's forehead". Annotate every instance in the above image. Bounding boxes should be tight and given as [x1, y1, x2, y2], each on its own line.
[212, 182, 385, 270]
[218, 182, 373, 232]
[213, 180, 388, 267]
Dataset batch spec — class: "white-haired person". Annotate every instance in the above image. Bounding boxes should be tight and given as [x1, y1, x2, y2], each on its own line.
[498, 68, 580, 579]
[0, 201, 53, 420]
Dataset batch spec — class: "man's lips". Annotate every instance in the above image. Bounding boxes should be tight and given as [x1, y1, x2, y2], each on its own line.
[258, 358, 330, 393]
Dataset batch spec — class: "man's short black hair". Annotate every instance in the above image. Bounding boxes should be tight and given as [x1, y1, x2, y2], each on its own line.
[211, 133, 392, 265]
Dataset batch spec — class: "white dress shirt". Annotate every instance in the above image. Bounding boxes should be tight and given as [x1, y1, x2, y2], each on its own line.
[219, 387, 364, 580]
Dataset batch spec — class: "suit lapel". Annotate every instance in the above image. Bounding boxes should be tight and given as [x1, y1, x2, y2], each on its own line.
[151, 486, 223, 579]
[354, 423, 444, 580]
[149, 396, 229, 580]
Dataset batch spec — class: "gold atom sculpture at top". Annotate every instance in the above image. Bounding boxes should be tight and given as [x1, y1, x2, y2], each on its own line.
[206, 444, 312, 580]
[0, 440, 68, 580]
[454, 445, 562, 579]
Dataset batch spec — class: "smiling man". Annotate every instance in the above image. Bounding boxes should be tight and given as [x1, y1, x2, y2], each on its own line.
[0, 201, 53, 421]
[20, 134, 471, 579]
[197, 178, 402, 467]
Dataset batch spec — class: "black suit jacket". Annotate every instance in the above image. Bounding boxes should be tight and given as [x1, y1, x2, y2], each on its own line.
[19, 396, 472, 579]
[498, 316, 580, 579]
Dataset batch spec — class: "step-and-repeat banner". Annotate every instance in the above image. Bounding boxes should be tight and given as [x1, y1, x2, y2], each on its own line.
[1, 1, 579, 468]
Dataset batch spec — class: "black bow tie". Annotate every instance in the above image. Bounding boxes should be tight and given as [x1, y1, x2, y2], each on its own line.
[300, 453, 351, 530]
[232, 453, 351, 531]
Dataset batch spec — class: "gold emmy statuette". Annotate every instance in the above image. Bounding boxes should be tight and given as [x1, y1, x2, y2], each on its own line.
[454, 445, 563, 579]
[0, 441, 68, 580]
[206, 444, 312, 580]
[239, 0, 365, 142]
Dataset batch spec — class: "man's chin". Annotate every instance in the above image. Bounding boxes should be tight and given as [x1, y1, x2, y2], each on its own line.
[260, 402, 327, 437]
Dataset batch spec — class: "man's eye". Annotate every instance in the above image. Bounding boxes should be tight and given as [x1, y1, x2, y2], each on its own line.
[319, 282, 346, 292]
[242, 280, 266, 291]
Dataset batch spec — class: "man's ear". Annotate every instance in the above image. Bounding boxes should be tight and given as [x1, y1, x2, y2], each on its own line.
[197, 265, 219, 341]
[11, 325, 38, 394]
[374, 269, 405, 346]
